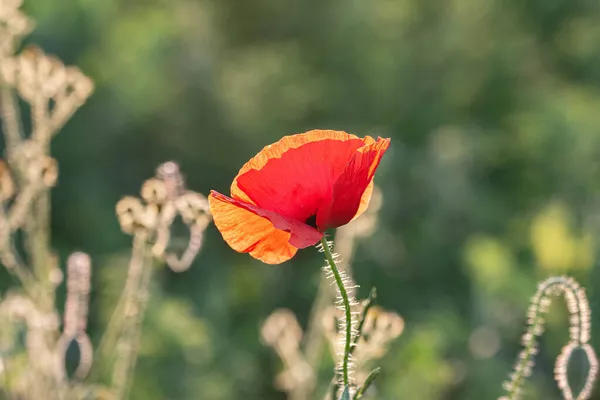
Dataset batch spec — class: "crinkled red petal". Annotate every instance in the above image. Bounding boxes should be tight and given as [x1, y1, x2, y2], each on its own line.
[234, 137, 365, 224]
[316, 137, 390, 229]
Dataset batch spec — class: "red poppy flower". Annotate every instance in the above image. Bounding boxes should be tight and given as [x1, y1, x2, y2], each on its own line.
[209, 129, 390, 264]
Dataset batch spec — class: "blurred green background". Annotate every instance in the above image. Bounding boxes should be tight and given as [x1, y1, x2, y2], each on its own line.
[10, 0, 600, 398]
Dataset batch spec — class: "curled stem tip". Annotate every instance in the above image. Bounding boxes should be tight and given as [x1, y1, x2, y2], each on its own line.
[502, 276, 597, 400]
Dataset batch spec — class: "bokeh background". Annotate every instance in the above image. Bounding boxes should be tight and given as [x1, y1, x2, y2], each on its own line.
[7, 0, 600, 398]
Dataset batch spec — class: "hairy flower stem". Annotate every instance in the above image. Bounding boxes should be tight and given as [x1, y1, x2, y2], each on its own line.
[320, 236, 352, 388]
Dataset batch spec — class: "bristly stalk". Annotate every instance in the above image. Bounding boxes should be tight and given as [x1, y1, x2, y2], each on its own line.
[319, 236, 357, 391]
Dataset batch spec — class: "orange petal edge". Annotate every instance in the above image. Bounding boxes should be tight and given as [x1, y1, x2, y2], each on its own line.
[208, 192, 298, 264]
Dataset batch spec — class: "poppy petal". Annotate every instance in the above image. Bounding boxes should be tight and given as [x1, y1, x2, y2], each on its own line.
[210, 191, 323, 250]
[233, 131, 366, 223]
[316, 137, 390, 229]
[209, 192, 298, 264]
[231, 130, 363, 205]
[352, 179, 374, 222]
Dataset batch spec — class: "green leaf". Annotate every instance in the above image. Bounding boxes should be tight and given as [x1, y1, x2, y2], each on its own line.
[354, 367, 381, 400]
[350, 287, 377, 357]
[339, 386, 351, 400]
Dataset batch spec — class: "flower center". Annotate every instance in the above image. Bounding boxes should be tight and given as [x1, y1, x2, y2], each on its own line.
[305, 214, 318, 229]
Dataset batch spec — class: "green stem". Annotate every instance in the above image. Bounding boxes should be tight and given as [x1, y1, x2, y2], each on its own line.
[320, 236, 352, 387]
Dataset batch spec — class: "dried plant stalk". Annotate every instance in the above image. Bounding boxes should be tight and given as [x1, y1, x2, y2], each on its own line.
[95, 162, 210, 400]
[0, 0, 93, 398]
[110, 230, 153, 399]
[0, 2, 210, 399]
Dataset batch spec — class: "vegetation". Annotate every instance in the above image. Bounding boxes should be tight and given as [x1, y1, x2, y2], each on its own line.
[1, 0, 600, 398]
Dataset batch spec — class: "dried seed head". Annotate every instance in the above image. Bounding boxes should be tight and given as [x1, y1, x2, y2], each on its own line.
[175, 192, 210, 225]
[1, 45, 93, 147]
[0, 0, 33, 57]
[1, 47, 93, 103]
[261, 309, 314, 393]
[150, 169, 211, 271]
[2, 47, 57, 100]
[261, 309, 303, 347]
[156, 161, 185, 200]
[116, 196, 159, 233]
[0, 0, 27, 18]
[115, 196, 145, 234]
[63, 65, 94, 105]
[7, 141, 58, 185]
[141, 178, 167, 205]
[365, 307, 405, 342]
[119, 163, 211, 273]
